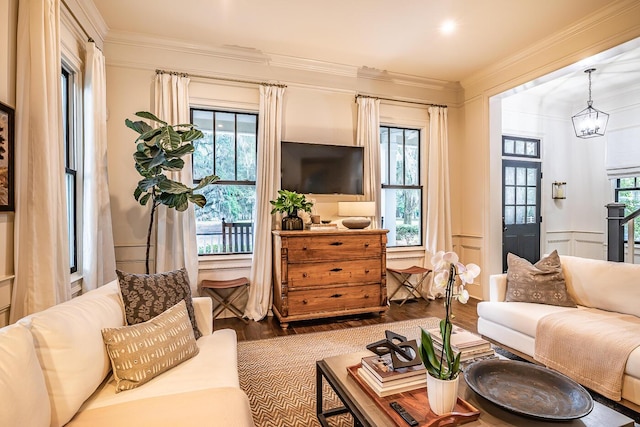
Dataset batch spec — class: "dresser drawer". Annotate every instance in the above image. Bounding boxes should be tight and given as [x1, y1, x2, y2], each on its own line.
[286, 235, 381, 262]
[288, 259, 381, 289]
[287, 284, 381, 316]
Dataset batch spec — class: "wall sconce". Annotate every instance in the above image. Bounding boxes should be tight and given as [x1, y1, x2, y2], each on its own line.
[552, 182, 566, 199]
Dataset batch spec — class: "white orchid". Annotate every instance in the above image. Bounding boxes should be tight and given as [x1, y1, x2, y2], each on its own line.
[419, 250, 481, 380]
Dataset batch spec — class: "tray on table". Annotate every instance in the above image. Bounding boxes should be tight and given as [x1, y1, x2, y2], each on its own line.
[347, 364, 480, 427]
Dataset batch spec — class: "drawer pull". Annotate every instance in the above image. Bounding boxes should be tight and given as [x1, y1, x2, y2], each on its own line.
[302, 246, 307, 250]
[330, 268, 343, 272]
[364, 294, 370, 299]
[302, 273, 308, 278]
[364, 242, 370, 247]
[329, 241, 343, 246]
[302, 299, 308, 304]
[330, 293, 343, 298]
[364, 269, 370, 273]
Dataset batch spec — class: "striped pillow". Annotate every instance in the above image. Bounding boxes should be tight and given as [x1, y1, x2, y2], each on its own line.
[102, 300, 199, 392]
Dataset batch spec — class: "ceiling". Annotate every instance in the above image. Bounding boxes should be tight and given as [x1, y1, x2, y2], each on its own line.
[91, 0, 640, 103]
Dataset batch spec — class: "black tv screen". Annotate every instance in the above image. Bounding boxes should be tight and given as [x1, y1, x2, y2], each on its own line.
[281, 141, 364, 195]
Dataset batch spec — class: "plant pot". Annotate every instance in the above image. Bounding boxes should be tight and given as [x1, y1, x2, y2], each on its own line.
[282, 213, 303, 230]
[426, 373, 459, 415]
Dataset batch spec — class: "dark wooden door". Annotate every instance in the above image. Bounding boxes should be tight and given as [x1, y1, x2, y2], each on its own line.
[502, 159, 541, 272]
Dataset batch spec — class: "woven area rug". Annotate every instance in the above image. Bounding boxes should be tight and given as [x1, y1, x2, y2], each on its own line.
[237, 317, 439, 427]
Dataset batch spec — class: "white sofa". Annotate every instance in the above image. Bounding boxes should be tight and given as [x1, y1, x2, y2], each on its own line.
[0, 280, 255, 427]
[477, 255, 640, 408]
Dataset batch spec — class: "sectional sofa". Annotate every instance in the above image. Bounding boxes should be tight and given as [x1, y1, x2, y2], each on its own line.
[0, 280, 254, 426]
[477, 254, 640, 409]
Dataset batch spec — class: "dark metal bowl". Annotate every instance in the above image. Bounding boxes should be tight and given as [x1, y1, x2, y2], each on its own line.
[464, 359, 594, 420]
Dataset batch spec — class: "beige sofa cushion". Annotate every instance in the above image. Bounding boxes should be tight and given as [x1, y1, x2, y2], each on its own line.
[0, 324, 50, 427]
[67, 388, 254, 427]
[560, 255, 640, 317]
[18, 281, 124, 427]
[79, 329, 240, 411]
[102, 301, 199, 392]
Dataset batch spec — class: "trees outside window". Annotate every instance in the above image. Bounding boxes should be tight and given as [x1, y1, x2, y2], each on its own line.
[615, 177, 640, 243]
[380, 126, 422, 247]
[191, 108, 257, 254]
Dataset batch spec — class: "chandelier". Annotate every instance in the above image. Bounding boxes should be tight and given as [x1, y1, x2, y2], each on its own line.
[571, 68, 609, 138]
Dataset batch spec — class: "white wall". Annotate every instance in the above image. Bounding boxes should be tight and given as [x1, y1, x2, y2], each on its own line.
[103, 34, 462, 305]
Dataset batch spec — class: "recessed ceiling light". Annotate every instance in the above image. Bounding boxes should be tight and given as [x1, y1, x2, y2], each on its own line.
[440, 19, 457, 35]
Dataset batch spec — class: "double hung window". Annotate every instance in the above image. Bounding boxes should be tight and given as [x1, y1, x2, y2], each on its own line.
[191, 108, 258, 255]
[380, 126, 422, 247]
[61, 66, 79, 273]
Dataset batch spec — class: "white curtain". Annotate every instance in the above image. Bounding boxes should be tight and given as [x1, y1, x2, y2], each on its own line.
[425, 106, 452, 298]
[82, 41, 116, 292]
[356, 97, 381, 228]
[153, 73, 199, 293]
[11, 0, 70, 321]
[245, 85, 285, 321]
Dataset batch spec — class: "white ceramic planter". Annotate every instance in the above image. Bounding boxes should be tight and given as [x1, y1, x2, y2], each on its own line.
[426, 373, 459, 415]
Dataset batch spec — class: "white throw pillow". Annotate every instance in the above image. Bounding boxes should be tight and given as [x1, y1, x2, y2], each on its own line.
[18, 282, 124, 427]
[0, 324, 50, 426]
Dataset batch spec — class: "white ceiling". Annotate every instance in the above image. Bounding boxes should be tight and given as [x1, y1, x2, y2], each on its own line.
[91, 0, 640, 102]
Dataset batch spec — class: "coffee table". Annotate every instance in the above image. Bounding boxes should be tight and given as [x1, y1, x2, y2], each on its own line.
[316, 350, 635, 427]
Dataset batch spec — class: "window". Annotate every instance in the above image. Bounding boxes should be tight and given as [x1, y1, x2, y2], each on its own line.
[191, 108, 258, 255]
[502, 135, 540, 158]
[61, 66, 78, 273]
[380, 126, 422, 247]
[615, 177, 640, 243]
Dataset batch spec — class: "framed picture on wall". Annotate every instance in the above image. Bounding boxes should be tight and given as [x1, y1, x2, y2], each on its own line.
[0, 101, 14, 211]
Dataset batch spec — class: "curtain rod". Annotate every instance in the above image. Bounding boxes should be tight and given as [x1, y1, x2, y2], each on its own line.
[155, 69, 287, 88]
[61, 0, 99, 48]
[355, 94, 447, 109]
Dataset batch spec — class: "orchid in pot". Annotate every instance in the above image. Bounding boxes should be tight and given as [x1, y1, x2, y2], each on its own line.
[418, 251, 480, 415]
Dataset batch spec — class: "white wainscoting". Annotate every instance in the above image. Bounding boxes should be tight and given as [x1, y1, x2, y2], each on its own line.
[453, 234, 484, 300]
[545, 231, 606, 260]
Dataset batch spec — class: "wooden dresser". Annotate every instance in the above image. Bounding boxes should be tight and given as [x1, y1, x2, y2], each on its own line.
[272, 229, 389, 329]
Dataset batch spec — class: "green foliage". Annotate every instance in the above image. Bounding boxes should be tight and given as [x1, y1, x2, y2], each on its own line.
[396, 224, 419, 244]
[126, 111, 218, 212]
[269, 189, 313, 216]
[125, 111, 219, 272]
[419, 319, 461, 380]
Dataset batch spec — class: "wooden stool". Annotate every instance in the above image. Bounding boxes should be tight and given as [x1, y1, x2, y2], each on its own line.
[387, 266, 432, 306]
[199, 277, 250, 323]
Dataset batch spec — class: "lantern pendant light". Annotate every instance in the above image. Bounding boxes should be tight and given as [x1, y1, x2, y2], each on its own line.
[571, 68, 609, 138]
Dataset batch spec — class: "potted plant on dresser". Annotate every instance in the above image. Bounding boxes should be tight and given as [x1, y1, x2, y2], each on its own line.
[270, 189, 313, 230]
[418, 251, 480, 415]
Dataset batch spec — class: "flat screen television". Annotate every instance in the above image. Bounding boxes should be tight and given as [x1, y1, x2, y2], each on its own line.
[281, 141, 364, 195]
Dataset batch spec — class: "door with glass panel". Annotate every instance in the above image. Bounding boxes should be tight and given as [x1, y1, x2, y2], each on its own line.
[502, 159, 541, 272]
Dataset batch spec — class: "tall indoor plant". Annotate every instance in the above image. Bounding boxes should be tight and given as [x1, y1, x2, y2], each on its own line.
[419, 251, 480, 414]
[125, 111, 218, 273]
[269, 189, 313, 230]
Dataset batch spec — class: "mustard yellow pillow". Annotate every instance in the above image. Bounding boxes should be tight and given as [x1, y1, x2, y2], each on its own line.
[102, 300, 199, 392]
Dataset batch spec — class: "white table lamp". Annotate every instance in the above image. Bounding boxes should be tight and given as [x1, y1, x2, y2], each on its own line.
[338, 201, 376, 229]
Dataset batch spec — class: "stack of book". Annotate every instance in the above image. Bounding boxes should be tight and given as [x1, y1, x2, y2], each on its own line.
[357, 354, 426, 397]
[426, 325, 496, 363]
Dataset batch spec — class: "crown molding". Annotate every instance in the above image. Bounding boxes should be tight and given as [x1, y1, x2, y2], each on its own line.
[268, 54, 357, 78]
[461, 0, 640, 95]
[62, 0, 108, 46]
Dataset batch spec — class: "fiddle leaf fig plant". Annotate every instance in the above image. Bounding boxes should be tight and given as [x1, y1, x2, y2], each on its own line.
[125, 111, 218, 273]
[269, 189, 313, 216]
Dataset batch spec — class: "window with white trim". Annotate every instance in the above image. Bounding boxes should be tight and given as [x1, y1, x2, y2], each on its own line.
[380, 126, 422, 247]
[191, 108, 258, 255]
[615, 177, 640, 244]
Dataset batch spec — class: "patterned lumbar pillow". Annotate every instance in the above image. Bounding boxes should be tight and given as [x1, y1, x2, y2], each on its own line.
[505, 250, 577, 307]
[116, 268, 202, 339]
[102, 300, 199, 392]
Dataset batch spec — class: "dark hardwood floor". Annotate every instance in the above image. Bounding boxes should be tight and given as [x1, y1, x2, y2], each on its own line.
[213, 297, 479, 341]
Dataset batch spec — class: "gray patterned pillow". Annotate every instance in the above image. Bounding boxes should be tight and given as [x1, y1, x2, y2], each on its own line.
[505, 251, 577, 307]
[102, 300, 199, 392]
[116, 268, 202, 339]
